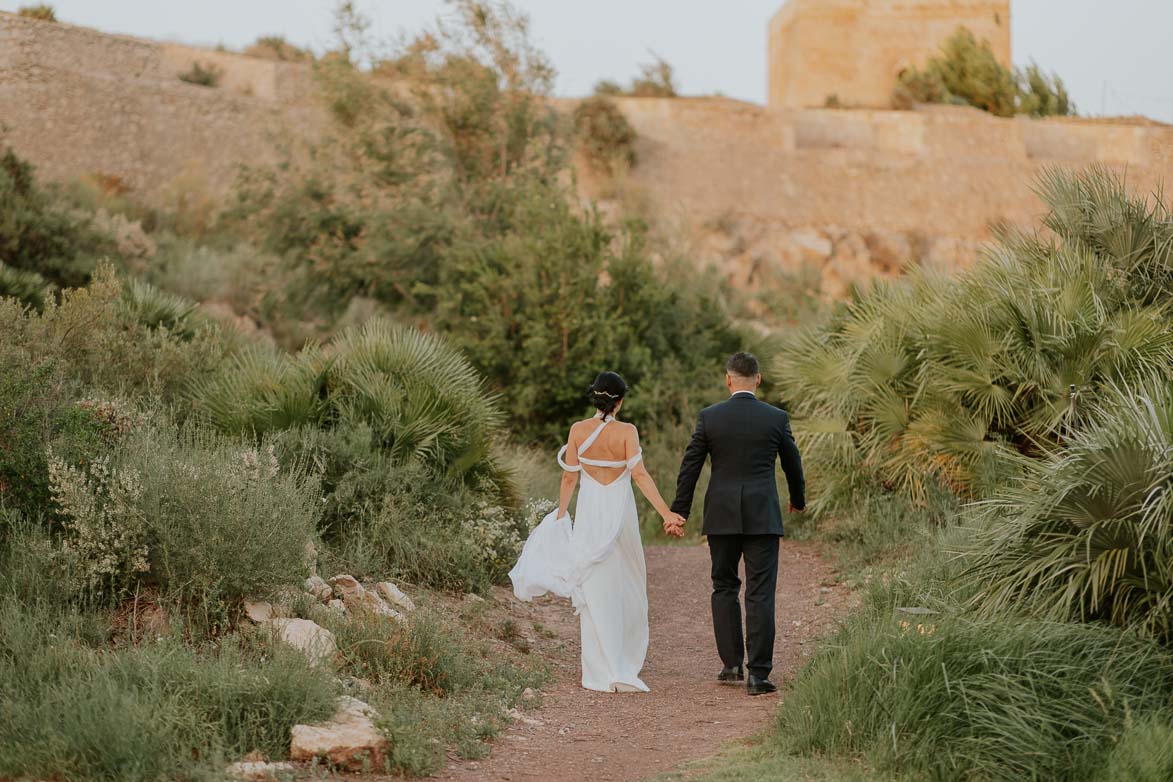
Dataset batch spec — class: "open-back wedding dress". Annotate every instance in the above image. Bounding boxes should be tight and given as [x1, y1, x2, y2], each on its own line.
[509, 414, 650, 692]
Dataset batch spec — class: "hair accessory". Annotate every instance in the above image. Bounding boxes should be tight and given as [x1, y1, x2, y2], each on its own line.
[592, 390, 620, 398]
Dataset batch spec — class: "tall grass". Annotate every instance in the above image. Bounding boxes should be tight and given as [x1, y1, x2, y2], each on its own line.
[779, 606, 1173, 781]
[0, 597, 337, 781]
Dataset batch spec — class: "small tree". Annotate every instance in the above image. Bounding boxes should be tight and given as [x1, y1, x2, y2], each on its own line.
[895, 27, 1074, 118]
[592, 54, 678, 98]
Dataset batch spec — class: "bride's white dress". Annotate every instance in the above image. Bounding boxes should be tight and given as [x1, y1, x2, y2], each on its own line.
[509, 415, 650, 692]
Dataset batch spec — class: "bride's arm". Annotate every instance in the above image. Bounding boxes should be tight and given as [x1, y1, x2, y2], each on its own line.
[557, 426, 580, 519]
[628, 427, 681, 525]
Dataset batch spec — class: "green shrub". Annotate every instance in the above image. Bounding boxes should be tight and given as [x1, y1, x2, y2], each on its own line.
[1018, 63, 1074, 117]
[325, 463, 525, 593]
[967, 379, 1173, 642]
[2, 265, 231, 404]
[895, 27, 1075, 117]
[0, 147, 117, 290]
[16, 4, 56, 21]
[120, 420, 322, 612]
[178, 61, 223, 87]
[573, 96, 637, 174]
[0, 597, 337, 781]
[775, 168, 1173, 505]
[779, 610, 1173, 781]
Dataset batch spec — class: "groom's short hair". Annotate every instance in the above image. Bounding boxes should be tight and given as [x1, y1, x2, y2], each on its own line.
[725, 351, 760, 378]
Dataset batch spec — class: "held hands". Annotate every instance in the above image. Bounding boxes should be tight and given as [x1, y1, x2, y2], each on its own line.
[788, 503, 805, 514]
[661, 511, 687, 538]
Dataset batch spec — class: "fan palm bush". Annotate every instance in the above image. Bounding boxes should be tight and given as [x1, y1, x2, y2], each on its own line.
[194, 319, 507, 492]
[775, 168, 1173, 508]
[966, 378, 1173, 642]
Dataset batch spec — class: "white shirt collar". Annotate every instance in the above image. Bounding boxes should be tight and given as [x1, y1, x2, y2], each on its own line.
[731, 390, 756, 398]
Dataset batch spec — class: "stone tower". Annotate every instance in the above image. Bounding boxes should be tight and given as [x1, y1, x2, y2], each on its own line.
[768, 0, 1011, 109]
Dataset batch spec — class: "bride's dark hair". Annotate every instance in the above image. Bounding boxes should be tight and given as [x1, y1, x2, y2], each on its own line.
[588, 371, 628, 416]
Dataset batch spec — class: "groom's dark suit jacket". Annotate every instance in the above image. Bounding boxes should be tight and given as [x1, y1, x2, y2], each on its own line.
[671, 393, 805, 536]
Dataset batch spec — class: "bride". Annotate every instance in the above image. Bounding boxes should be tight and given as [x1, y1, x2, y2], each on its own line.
[510, 371, 685, 692]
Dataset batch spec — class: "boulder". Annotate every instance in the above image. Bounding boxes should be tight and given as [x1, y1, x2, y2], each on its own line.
[290, 696, 387, 771]
[304, 575, 332, 603]
[268, 618, 337, 667]
[328, 574, 364, 601]
[374, 582, 415, 613]
[244, 600, 275, 623]
[226, 760, 296, 781]
[327, 599, 346, 614]
[330, 575, 404, 622]
[865, 230, 914, 273]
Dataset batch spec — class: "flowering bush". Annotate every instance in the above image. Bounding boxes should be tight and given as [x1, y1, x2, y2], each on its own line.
[47, 452, 149, 593]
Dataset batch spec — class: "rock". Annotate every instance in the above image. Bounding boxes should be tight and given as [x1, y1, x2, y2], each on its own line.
[244, 600, 275, 623]
[465, 593, 486, 604]
[520, 687, 538, 702]
[268, 618, 337, 667]
[327, 599, 346, 614]
[375, 582, 415, 613]
[290, 696, 387, 771]
[865, 230, 914, 273]
[304, 540, 319, 576]
[824, 231, 872, 298]
[328, 574, 364, 601]
[226, 760, 296, 781]
[330, 575, 404, 622]
[506, 707, 543, 727]
[784, 227, 833, 266]
[304, 575, 332, 603]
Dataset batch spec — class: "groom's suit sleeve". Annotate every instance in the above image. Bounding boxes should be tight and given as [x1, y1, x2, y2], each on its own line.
[778, 411, 805, 510]
[671, 410, 709, 519]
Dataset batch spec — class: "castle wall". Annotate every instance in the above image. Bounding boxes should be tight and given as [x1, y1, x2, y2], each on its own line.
[768, 0, 1011, 109]
[0, 12, 319, 200]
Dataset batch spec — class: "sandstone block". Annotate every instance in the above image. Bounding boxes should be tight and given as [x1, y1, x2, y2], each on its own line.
[290, 696, 387, 771]
[268, 618, 337, 667]
[375, 582, 415, 612]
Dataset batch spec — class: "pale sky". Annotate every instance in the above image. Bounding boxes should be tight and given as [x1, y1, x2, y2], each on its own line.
[5, 1, 1171, 121]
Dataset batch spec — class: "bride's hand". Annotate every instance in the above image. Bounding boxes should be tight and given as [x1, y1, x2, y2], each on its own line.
[661, 511, 686, 538]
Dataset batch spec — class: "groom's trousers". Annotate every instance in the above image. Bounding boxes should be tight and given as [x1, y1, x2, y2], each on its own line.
[708, 534, 780, 679]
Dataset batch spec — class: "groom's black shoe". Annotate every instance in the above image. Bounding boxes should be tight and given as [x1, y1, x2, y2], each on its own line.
[747, 675, 778, 696]
[717, 665, 744, 684]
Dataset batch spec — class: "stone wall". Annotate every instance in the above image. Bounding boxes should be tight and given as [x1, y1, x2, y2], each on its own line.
[578, 97, 1173, 297]
[3, 12, 1172, 304]
[768, 0, 1011, 109]
[0, 12, 320, 200]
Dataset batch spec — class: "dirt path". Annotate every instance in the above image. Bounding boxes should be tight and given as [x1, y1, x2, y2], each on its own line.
[435, 541, 854, 782]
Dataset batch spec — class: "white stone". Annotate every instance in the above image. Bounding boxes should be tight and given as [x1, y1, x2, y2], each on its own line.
[506, 707, 543, 727]
[521, 687, 538, 702]
[304, 575, 332, 602]
[374, 582, 415, 612]
[327, 599, 346, 614]
[268, 618, 337, 667]
[244, 600, 274, 623]
[226, 760, 296, 781]
[290, 696, 387, 771]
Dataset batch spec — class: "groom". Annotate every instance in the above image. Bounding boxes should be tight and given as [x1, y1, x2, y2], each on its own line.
[666, 352, 805, 696]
